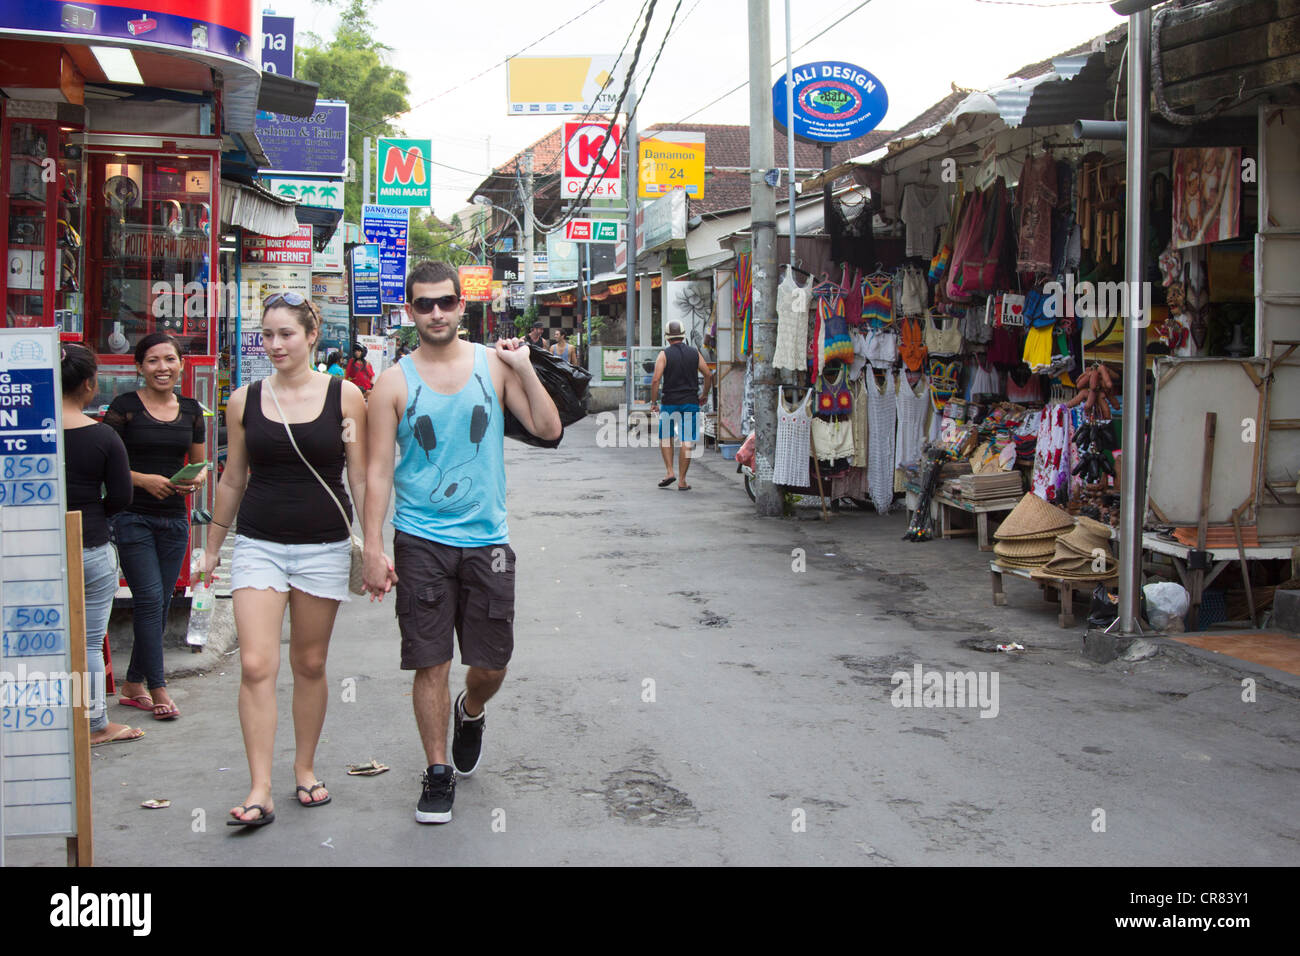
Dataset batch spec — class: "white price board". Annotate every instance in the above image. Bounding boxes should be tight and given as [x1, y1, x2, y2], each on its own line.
[0, 327, 77, 839]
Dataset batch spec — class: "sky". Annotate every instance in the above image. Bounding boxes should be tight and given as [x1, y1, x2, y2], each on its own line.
[264, 0, 1123, 218]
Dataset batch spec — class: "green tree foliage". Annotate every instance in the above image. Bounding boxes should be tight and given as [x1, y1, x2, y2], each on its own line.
[408, 211, 475, 266]
[296, 0, 409, 224]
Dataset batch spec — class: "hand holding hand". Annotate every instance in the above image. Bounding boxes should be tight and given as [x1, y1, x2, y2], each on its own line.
[362, 549, 398, 601]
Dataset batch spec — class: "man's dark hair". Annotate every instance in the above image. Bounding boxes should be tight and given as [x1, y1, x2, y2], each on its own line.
[407, 260, 460, 300]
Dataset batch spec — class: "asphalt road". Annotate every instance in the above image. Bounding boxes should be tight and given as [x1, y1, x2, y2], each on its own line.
[11, 416, 1299, 866]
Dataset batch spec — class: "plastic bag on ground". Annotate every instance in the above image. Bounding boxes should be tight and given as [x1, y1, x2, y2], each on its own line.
[1143, 581, 1190, 630]
[503, 342, 592, 448]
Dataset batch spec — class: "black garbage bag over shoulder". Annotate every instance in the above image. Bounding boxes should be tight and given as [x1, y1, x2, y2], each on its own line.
[503, 342, 592, 448]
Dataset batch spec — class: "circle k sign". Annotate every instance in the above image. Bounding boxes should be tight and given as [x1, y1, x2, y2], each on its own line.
[562, 121, 623, 199]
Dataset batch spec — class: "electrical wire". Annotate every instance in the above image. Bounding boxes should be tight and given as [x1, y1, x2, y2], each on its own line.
[672, 0, 877, 124]
[353, 0, 614, 135]
[530, 0, 661, 232]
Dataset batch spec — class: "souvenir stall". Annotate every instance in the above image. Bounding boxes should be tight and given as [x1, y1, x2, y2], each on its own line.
[823, 30, 1300, 629]
[0, 2, 270, 597]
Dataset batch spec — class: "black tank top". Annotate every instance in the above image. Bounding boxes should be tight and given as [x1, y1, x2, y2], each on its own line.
[662, 342, 700, 405]
[237, 377, 352, 544]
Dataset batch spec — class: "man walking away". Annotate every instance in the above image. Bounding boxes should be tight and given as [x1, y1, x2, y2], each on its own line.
[650, 319, 711, 490]
[364, 260, 561, 825]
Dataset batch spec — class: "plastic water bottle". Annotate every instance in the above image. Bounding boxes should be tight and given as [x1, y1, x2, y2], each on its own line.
[187, 549, 214, 650]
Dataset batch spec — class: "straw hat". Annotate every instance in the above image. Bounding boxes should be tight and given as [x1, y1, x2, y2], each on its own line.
[995, 527, 1068, 542]
[994, 493, 1073, 540]
[1055, 518, 1114, 561]
[993, 538, 1057, 560]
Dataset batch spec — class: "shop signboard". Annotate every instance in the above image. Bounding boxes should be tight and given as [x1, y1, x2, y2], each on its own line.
[638, 130, 706, 199]
[314, 229, 344, 272]
[357, 334, 391, 379]
[561, 122, 622, 200]
[0, 327, 81, 839]
[459, 266, 493, 303]
[563, 219, 621, 243]
[318, 298, 350, 354]
[600, 346, 628, 382]
[262, 14, 294, 76]
[545, 234, 580, 281]
[242, 224, 313, 265]
[256, 100, 349, 177]
[361, 204, 410, 306]
[0, 1, 260, 67]
[641, 188, 687, 253]
[351, 244, 382, 316]
[772, 61, 889, 143]
[507, 55, 622, 116]
[261, 177, 345, 210]
[376, 138, 433, 207]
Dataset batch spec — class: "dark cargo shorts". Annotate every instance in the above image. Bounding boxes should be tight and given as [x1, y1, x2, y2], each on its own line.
[393, 530, 516, 671]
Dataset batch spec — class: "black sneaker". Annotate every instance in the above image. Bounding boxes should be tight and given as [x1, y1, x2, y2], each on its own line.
[452, 690, 485, 777]
[416, 765, 455, 824]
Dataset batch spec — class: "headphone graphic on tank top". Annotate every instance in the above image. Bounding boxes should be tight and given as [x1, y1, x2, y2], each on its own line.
[403, 373, 492, 515]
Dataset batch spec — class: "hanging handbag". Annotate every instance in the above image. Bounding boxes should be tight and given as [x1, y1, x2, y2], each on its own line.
[264, 380, 372, 596]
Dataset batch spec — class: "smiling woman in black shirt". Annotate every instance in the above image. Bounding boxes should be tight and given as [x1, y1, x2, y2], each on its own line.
[104, 333, 206, 722]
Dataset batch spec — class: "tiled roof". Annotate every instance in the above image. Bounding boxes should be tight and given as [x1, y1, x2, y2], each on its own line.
[478, 122, 895, 199]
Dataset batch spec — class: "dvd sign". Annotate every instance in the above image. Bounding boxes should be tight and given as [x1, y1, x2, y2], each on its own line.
[562, 121, 622, 199]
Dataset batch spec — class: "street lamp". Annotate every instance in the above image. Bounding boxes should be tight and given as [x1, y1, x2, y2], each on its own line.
[472, 194, 533, 309]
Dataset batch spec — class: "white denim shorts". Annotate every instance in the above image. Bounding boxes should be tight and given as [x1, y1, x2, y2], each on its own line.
[230, 534, 352, 602]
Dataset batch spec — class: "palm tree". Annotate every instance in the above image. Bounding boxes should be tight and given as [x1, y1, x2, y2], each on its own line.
[277, 184, 298, 197]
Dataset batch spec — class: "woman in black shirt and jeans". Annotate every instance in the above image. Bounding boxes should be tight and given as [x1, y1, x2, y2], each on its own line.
[61, 345, 143, 745]
[104, 333, 206, 721]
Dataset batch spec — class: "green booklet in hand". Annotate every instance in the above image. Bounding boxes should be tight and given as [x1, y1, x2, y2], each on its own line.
[170, 462, 209, 483]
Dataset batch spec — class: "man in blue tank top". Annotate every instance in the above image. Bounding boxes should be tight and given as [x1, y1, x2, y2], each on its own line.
[363, 260, 561, 825]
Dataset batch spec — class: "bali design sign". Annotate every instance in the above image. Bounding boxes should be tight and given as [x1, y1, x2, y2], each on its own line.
[376, 138, 432, 207]
[772, 61, 889, 143]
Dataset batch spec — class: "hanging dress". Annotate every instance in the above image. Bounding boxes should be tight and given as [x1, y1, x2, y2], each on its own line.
[1030, 402, 1073, 504]
[820, 291, 854, 366]
[774, 272, 811, 372]
[774, 387, 812, 487]
[894, 371, 929, 474]
[866, 368, 898, 515]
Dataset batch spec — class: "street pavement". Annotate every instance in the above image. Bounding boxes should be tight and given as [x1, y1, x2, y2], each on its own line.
[11, 416, 1300, 866]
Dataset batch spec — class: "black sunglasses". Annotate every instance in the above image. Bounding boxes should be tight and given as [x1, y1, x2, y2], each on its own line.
[411, 294, 462, 314]
[264, 291, 307, 308]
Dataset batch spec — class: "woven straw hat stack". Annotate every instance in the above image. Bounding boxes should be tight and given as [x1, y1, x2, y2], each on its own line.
[992, 493, 1074, 569]
[1030, 515, 1118, 581]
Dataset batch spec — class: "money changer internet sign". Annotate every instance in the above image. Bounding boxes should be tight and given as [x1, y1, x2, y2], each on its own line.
[377, 138, 432, 206]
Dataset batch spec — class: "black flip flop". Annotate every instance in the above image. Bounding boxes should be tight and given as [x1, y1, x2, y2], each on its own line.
[678, 483, 692, 491]
[658, 476, 676, 488]
[296, 782, 332, 808]
[227, 804, 275, 827]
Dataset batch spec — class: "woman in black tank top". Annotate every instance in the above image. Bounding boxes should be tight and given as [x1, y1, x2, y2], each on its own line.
[198, 294, 371, 827]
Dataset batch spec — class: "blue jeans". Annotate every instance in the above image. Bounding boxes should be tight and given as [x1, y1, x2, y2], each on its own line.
[111, 512, 190, 691]
[82, 542, 119, 733]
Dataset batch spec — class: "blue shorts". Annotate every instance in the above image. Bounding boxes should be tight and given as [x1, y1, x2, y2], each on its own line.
[659, 404, 700, 442]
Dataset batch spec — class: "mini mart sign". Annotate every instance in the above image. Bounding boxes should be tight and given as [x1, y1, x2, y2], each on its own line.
[562, 121, 622, 200]
[377, 138, 432, 206]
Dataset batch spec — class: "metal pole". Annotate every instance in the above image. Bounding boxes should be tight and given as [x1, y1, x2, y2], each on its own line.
[1119, 7, 1151, 634]
[363, 136, 371, 205]
[625, 84, 639, 411]
[585, 243, 592, 363]
[785, 0, 796, 268]
[749, 0, 781, 516]
[524, 150, 535, 310]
